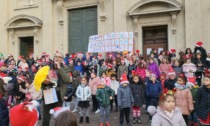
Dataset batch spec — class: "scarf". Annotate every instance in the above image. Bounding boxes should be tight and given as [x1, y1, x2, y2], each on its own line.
[165, 110, 174, 119]
[175, 83, 188, 90]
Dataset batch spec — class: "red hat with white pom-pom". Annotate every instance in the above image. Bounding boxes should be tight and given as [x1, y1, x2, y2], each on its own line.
[168, 67, 176, 76]
[10, 101, 40, 126]
[50, 107, 70, 118]
[169, 49, 176, 54]
[149, 71, 156, 78]
[195, 41, 203, 47]
[107, 63, 113, 68]
[120, 72, 129, 85]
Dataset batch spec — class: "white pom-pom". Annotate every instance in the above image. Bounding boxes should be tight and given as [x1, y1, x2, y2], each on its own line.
[3, 77, 12, 84]
[50, 109, 54, 114]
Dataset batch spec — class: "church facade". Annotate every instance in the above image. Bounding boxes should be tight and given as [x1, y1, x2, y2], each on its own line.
[0, 0, 210, 58]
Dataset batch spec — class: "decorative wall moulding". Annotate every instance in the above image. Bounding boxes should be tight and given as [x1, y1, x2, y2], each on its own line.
[100, 15, 107, 21]
[15, 0, 38, 10]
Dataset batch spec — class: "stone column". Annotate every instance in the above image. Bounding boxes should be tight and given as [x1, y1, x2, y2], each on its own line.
[170, 12, 177, 48]
[9, 29, 15, 55]
[33, 27, 39, 57]
[57, 0, 64, 53]
[132, 16, 139, 51]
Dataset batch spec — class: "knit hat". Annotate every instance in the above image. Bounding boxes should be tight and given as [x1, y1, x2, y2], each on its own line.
[120, 72, 129, 84]
[49, 107, 70, 118]
[168, 68, 176, 76]
[10, 101, 40, 126]
[135, 50, 140, 54]
[149, 72, 156, 78]
[195, 41, 203, 47]
[108, 53, 113, 57]
[204, 68, 210, 77]
[97, 54, 102, 58]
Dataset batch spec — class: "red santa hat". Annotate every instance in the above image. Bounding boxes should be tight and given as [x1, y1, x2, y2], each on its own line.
[160, 72, 166, 78]
[168, 68, 176, 76]
[17, 75, 26, 82]
[195, 41, 203, 47]
[135, 50, 140, 54]
[41, 52, 47, 57]
[19, 55, 24, 60]
[107, 63, 113, 68]
[77, 52, 83, 57]
[183, 54, 193, 59]
[120, 72, 129, 85]
[0, 73, 7, 80]
[70, 53, 75, 59]
[108, 53, 113, 57]
[97, 54, 102, 58]
[37, 60, 42, 64]
[204, 68, 210, 77]
[68, 58, 73, 62]
[10, 101, 40, 126]
[50, 107, 70, 118]
[187, 77, 196, 86]
[169, 49, 176, 54]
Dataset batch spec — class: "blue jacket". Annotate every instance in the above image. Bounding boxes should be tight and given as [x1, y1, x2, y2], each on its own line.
[146, 79, 162, 99]
[74, 65, 83, 74]
[117, 85, 134, 108]
[0, 99, 9, 126]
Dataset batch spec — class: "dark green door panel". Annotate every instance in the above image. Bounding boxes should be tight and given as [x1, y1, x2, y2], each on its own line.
[68, 7, 97, 53]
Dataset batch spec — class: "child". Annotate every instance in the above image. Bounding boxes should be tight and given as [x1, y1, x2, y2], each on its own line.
[117, 58, 128, 80]
[76, 77, 91, 124]
[148, 58, 160, 79]
[98, 61, 108, 77]
[63, 83, 74, 108]
[101, 72, 111, 87]
[193, 52, 204, 86]
[14, 75, 26, 104]
[0, 77, 9, 126]
[54, 109, 78, 126]
[96, 79, 114, 126]
[130, 75, 145, 124]
[149, 89, 187, 126]
[159, 57, 172, 79]
[173, 59, 183, 75]
[74, 60, 83, 74]
[182, 54, 197, 78]
[195, 69, 210, 126]
[89, 72, 100, 113]
[110, 74, 119, 111]
[146, 72, 162, 122]
[204, 52, 210, 69]
[105, 63, 116, 77]
[164, 69, 177, 90]
[128, 60, 136, 80]
[135, 61, 146, 82]
[174, 74, 194, 125]
[117, 72, 134, 126]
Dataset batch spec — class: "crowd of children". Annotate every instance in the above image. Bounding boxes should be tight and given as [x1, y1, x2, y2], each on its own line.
[0, 41, 210, 126]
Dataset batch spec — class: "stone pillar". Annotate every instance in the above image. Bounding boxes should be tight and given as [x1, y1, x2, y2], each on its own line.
[9, 29, 15, 55]
[170, 12, 178, 48]
[132, 16, 139, 51]
[57, 0, 64, 53]
[33, 27, 39, 57]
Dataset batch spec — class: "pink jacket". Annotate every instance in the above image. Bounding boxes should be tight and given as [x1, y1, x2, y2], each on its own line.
[102, 77, 111, 87]
[89, 77, 100, 95]
[135, 67, 146, 80]
[174, 88, 194, 115]
[159, 64, 172, 79]
[182, 63, 197, 78]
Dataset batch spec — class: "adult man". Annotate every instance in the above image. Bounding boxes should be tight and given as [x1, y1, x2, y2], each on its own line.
[42, 52, 70, 126]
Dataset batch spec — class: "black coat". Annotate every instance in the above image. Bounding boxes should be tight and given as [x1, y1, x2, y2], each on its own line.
[194, 47, 207, 62]
[64, 83, 74, 102]
[195, 85, 210, 120]
[164, 78, 177, 90]
[130, 82, 145, 107]
[205, 59, 210, 69]
[0, 99, 9, 126]
[13, 82, 26, 100]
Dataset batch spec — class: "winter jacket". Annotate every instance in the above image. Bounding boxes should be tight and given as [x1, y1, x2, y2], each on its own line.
[151, 107, 187, 126]
[76, 84, 91, 101]
[68, 64, 74, 72]
[13, 82, 26, 100]
[19, 83, 42, 100]
[98, 66, 107, 77]
[117, 65, 128, 79]
[164, 78, 177, 90]
[146, 79, 162, 99]
[174, 83, 194, 115]
[159, 64, 172, 79]
[194, 58, 204, 72]
[135, 67, 146, 80]
[117, 85, 134, 108]
[204, 58, 210, 69]
[173, 66, 182, 75]
[96, 86, 114, 106]
[0, 99, 9, 126]
[110, 80, 119, 95]
[182, 63, 197, 78]
[195, 85, 210, 121]
[74, 65, 83, 74]
[148, 63, 160, 78]
[130, 83, 145, 107]
[64, 83, 74, 101]
[89, 77, 100, 95]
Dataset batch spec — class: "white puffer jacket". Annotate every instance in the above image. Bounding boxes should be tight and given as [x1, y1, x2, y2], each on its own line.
[76, 84, 91, 101]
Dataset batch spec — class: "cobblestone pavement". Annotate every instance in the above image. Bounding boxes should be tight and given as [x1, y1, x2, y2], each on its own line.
[37, 104, 150, 126]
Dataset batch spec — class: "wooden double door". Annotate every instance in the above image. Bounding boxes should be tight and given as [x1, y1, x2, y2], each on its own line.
[143, 25, 168, 58]
[20, 37, 34, 58]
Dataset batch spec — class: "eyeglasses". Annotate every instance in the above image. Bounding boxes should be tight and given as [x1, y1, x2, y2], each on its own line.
[54, 56, 63, 58]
